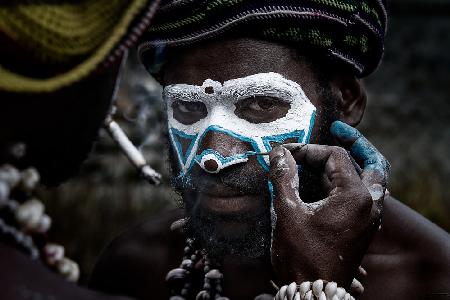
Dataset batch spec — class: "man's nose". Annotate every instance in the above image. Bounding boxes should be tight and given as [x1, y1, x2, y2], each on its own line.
[196, 130, 253, 173]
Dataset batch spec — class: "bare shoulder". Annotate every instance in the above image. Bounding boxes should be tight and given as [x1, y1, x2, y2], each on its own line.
[381, 195, 449, 264]
[89, 209, 185, 300]
[362, 195, 450, 299]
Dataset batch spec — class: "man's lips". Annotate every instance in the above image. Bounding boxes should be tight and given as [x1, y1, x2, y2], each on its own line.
[198, 184, 262, 215]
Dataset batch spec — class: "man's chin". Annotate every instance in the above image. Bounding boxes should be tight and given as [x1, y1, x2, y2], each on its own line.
[186, 197, 272, 260]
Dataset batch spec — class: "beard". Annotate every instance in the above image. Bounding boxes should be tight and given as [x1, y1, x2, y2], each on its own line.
[167, 84, 338, 261]
[170, 156, 273, 260]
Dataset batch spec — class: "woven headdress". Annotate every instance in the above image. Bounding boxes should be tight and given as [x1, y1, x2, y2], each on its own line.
[0, 0, 159, 93]
[139, 0, 387, 77]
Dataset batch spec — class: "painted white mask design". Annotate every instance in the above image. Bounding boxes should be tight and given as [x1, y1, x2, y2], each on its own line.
[164, 72, 316, 176]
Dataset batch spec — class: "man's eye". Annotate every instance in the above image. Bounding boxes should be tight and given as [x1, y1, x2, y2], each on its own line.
[235, 96, 290, 124]
[172, 100, 207, 125]
[247, 98, 276, 111]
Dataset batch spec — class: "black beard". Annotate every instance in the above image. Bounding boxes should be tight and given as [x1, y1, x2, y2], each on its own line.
[186, 202, 272, 260]
[169, 159, 273, 259]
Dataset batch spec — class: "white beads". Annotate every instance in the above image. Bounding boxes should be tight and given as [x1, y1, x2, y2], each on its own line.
[14, 198, 52, 234]
[277, 285, 287, 300]
[20, 168, 40, 192]
[351, 278, 364, 295]
[56, 257, 80, 282]
[287, 282, 297, 300]
[0, 164, 79, 283]
[0, 164, 21, 188]
[44, 243, 65, 266]
[312, 280, 323, 298]
[336, 288, 346, 299]
[15, 199, 44, 229]
[325, 282, 337, 298]
[35, 214, 52, 234]
[299, 281, 311, 298]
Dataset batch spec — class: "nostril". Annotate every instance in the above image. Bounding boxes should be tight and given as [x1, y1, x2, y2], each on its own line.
[204, 159, 219, 173]
[204, 86, 214, 94]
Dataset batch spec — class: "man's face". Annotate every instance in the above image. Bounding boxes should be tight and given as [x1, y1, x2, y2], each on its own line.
[162, 38, 337, 258]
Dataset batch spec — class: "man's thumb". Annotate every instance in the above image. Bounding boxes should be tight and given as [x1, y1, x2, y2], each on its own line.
[269, 146, 301, 217]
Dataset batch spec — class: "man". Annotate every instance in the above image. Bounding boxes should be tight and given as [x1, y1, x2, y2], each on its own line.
[0, 1, 160, 299]
[90, 1, 450, 300]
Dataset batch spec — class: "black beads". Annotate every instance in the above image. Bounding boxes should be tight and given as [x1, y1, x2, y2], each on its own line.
[169, 296, 186, 300]
[166, 268, 188, 283]
[168, 238, 231, 300]
[205, 269, 223, 280]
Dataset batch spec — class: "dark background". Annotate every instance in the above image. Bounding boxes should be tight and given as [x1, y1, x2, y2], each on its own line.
[39, 0, 450, 283]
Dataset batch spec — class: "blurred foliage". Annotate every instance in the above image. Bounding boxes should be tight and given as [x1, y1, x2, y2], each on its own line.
[38, 4, 449, 284]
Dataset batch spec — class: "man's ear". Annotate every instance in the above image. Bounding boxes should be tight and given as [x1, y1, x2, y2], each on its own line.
[331, 75, 367, 126]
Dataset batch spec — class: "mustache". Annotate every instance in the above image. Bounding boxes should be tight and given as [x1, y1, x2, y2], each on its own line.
[172, 164, 268, 195]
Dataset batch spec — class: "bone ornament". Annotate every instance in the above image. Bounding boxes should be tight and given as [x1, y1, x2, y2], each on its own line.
[164, 72, 316, 176]
[275, 281, 357, 300]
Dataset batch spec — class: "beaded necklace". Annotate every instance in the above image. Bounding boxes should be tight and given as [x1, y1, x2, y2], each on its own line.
[0, 164, 80, 282]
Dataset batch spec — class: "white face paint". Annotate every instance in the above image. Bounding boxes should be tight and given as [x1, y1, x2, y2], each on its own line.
[164, 72, 316, 176]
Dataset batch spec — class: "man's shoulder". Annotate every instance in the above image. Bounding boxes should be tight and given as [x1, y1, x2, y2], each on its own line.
[89, 209, 185, 299]
[362, 195, 450, 299]
[380, 195, 449, 258]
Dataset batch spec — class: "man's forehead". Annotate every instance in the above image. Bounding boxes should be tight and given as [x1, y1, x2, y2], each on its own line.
[162, 37, 317, 89]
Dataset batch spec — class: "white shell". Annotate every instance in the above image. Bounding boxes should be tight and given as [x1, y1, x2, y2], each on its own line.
[343, 293, 350, 300]
[325, 282, 337, 299]
[331, 296, 339, 300]
[351, 278, 364, 294]
[57, 258, 80, 282]
[294, 292, 300, 300]
[312, 280, 324, 298]
[0, 181, 10, 203]
[358, 266, 368, 277]
[299, 281, 311, 298]
[279, 285, 288, 300]
[20, 168, 40, 192]
[336, 288, 346, 300]
[305, 291, 313, 300]
[287, 282, 297, 300]
[44, 243, 65, 266]
[0, 165, 21, 188]
[15, 199, 44, 230]
[319, 292, 327, 300]
[35, 214, 52, 233]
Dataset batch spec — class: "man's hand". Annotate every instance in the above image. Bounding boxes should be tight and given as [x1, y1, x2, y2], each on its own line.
[269, 121, 390, 289]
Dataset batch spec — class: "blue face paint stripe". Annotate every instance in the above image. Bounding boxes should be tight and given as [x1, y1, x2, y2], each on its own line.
[262, 130, 306, 152]
[183, 125, 266, 173]
[305, 110, 316, 143]
[170, 128, 198, 164]
[268, 180, 275, 207]
[173, 112, 317, 176]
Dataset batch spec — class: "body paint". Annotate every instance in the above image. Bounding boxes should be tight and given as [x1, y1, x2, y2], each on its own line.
[164, 72, 316, 176]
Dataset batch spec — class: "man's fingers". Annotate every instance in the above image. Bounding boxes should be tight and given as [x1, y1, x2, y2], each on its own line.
[330, 120, 390, 181]
[330, 121, 390, 203]
[269, 146, 302, 218]
[283, 143, 361, 191]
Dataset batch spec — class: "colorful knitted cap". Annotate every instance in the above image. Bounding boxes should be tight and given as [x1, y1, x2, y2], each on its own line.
[139, 0, 387, 77]
[0, 0, 159, 93]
